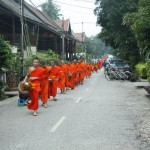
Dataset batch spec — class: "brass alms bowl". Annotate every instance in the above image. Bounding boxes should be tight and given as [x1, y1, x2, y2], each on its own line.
[18, 82, 30, 93]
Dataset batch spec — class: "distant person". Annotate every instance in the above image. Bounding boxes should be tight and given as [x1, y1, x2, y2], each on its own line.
[102, 59, 108, 74]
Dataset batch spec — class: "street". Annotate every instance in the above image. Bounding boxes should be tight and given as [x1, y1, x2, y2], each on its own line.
[0, 70, 150, 150]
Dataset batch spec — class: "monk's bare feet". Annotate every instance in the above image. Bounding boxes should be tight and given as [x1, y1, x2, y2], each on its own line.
[33, 110, 37, 116]
[53, 97, 57, 101]
[44, 102, 47, 108]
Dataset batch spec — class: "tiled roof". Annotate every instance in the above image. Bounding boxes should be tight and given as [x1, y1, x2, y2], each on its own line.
[0, 0, 43, 24]
[55, 19, 69, 31]
[0, 0, 61, 34]
[0, 0, 79, 40]
[74, 32, 85, 42]
[25, 2, 61, 31]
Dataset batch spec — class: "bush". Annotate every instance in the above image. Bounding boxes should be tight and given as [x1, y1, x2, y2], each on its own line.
[24, 49, 60, 74]
[0, 35, 13, 100]
[135, 63, 147, 79]
[147, 62, 150, 82]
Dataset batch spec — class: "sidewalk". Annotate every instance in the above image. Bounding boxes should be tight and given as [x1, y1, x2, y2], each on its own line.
[133, 81, 150, 87]
[0, 95, 18, 107]
[5, 91, 18, 96]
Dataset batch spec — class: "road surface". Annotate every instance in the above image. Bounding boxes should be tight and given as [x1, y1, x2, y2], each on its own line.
[0, 70, 150, 150]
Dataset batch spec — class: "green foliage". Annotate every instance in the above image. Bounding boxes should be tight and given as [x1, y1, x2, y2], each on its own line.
[0, 35, 13, 68]
[0, 35, 13, 100]
[75, 36, 113, 61]
[24, 49, 60, 72]
[75, 43, 83, 53]
[135, 62, 147, 78]
[147, 62, 150, 82]
[85, 36, 112, 59]
[40, 0, 61, 20]
[10, 52, 23, 82]
[123, 0, 150, 61]
[94, 0, 141, 67]
[0, 80, 6, 101]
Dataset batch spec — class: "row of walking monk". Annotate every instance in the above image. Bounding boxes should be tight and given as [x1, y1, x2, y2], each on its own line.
[22, 57, 105, 116]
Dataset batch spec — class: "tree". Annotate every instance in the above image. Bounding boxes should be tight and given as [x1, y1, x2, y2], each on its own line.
[94, 0, 140, 67]
[40, 0, 61, 20]
[75, 43, 83, 53]
[85, 36, 112, 59]
[123, 0, 150, 61]
[0, 35, 13, 100]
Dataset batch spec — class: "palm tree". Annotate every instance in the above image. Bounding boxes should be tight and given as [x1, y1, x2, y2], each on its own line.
[40, 0, 61, 20]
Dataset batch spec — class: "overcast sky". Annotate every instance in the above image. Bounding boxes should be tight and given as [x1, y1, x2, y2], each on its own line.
[25, 0, 101, 37]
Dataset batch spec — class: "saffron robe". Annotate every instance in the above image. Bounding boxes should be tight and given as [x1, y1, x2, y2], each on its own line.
[67, 63, 75, 89]
[49, 65, 60, 98]
[57, 64, 67, 90]
[41, 66, 51, 102]
[28, 67, 45, 110]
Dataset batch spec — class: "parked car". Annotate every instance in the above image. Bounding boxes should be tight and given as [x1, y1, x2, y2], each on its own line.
[109, 59, 124, 65]
[111, 62, 131, 72]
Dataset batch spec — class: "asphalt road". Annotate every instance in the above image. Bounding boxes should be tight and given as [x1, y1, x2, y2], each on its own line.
[0, 69, 150, 150]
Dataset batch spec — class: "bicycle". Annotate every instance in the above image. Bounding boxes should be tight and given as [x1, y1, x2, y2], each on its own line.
[105, 69, 131, 81]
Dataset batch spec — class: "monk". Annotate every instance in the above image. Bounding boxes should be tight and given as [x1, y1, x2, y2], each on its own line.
[79, 60, 86, 85]
[94, 62, 98, 72]
[23, 57, 45, 116]
[49, 60, 60, 101]
[67, 62, 75, 90]
[57, 60, 67, 94]
[87, 63, 92, 77]
[40, 61, 51, 108]
[74, 60, 80, 85]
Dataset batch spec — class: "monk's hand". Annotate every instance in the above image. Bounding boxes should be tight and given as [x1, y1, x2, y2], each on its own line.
[30, 77, 38, 80]
[22, 80, 26, 84]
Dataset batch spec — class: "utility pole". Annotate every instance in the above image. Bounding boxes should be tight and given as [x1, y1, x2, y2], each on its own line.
[82, 22, 84, 52]
[20, 0, 24, 75]
[81, 22, 86, 62]
[62, 16, 65, 60]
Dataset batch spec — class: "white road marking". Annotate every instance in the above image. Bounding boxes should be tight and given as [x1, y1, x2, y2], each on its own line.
[76, 97, 82, 103]
[51, 116, 66, 132]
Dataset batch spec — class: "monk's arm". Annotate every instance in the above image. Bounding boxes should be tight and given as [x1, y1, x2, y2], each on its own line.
[22, 68, 31, 82]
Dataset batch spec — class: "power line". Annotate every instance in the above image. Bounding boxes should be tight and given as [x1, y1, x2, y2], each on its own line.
[54, 1, 94, 10]
[28, 0, 37, 8]
[68, 0, 94, 3]
[72, 22, 96, 24]
[61, 8, 90, 15]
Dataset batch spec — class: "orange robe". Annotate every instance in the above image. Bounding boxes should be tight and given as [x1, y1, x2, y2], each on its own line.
[74, 63, 79, 84]
[28, 67, 45, 110]
[41, 66, 51, 103]
[79, 62, 86, 83]
[67, 63, 75, 89]
[49, 66, 60, 98]
[94, 63, 98, 72]
[57, 64, 67, 91]
[87, 64, 92, 77]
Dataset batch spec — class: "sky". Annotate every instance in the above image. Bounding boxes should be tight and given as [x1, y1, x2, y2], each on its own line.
[25, 0, 101, 37]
